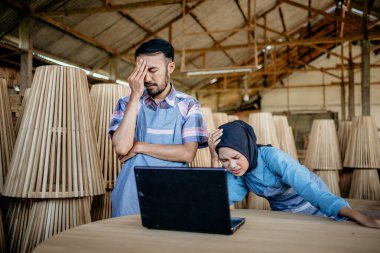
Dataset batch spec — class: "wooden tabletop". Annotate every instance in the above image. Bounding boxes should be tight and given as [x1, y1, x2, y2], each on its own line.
[33, 210, 380, 253]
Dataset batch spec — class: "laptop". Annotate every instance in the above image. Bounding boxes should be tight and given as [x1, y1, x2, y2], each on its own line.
[134, 166, 245, 235]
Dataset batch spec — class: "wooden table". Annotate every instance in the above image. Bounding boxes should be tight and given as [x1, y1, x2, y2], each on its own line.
[33, 210, 380, 253]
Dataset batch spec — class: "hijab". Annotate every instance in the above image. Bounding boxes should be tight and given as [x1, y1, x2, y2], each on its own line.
[215, 120, 258, 172]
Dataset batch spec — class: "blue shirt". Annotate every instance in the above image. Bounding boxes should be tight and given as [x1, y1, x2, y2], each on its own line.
[227, 146, 350, 220]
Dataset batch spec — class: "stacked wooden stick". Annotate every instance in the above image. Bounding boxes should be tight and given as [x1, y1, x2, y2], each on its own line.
[304, 119, 342, 196]
[337, 121, 353, 197]
[0, 78, 16, 194]
[89, 83, 130, 221]
[2, 66, 105, 253]
[190, 107, 216, 168]
[247, 112, 281, 210]
[0, 78, 16, 253]
[343, 116, 380, 200]
[273, 115, 298, 160]
[15, 88, 30, 134]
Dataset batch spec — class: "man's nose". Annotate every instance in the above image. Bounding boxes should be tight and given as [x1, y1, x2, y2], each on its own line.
[144, 73, 151, 83]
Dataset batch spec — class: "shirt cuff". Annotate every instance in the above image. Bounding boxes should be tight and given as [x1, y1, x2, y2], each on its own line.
[331, 199, 350, 221]
[183, 136, 208, 148]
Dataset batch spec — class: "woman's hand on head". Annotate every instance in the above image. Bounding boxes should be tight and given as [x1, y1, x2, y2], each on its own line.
[208, 129, 223, 160]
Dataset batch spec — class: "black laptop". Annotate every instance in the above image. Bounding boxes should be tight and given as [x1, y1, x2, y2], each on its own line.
[134, 166, 245, 235]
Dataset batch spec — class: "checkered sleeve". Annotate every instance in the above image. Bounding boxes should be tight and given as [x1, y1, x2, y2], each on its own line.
[182, 100, 208, 148]
[108, 96, 128, 138]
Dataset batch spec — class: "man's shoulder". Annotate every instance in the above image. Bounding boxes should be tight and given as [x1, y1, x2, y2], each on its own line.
[174, 90, 199, 105]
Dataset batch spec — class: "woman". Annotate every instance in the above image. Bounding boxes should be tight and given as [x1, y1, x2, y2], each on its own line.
[208, 120, 380, 229]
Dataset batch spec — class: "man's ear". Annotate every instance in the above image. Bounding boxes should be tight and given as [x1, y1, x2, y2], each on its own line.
[168, 61, 175, 74]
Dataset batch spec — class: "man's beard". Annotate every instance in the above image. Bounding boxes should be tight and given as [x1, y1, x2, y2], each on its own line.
[145, 70, 170, 97]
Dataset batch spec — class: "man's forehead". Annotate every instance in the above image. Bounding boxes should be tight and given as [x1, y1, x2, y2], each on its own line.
[136, 52, 166, 62]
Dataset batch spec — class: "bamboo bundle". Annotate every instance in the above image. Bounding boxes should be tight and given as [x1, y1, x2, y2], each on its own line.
[304, 120, 342, 171]
[247, 112, 278, 209]
[344, 116, 380, 169]
[349, 170, 380, 200]
[337, 121, 353, 197]
[0, 208, 5, 253]
[344, 116, 380, 200]
[227, 115, 239, 122]
[304, 120, 341, 196]
[246, 192, 271, 210]
[15, 88, 31, 134]
[273, 116, 298, 159]
[3, 66, 105, 198]
[315, 170, 341, 196]
[190, 107, 216, 168]
[287, 126, 298, 160]
[5, 198, 91, 253]
[91, 190, 112, 221]
[338, 121, 352, 162]
[212, 112, 229, 128]
[89, 83, 130, 189]
[248, 112, 280, 147]
[0, 78, 16, 194]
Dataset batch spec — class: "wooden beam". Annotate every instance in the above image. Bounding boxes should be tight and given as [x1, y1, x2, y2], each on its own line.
[35, 0, 199, 17]
[19, 16, 33, 94]
[196, 81, 380, 93]
[279, 0, 357, 28]
[178, 34, 380, 53]
[362, 1, 370, 116]
[278, 7, 287, 33]
[189, 12, 237, 65]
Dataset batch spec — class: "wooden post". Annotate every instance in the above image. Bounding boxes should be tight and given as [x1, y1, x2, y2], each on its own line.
[362, 1, 370, 116]
[340, 43, 346, 120]
[348, 41, 355, 120]
[109, 56, 118, 81]
[19, 17, 33, 94]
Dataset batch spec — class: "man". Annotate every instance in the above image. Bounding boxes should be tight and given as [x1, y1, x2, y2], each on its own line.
[109, 39, 208, 217]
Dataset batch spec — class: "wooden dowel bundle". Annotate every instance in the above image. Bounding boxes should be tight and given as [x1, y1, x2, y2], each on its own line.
[0, 78, 16, 194]
[14, 88, 31, 134]
[2, 65, 106, 253]
[212, 112, 229, 128]
[344, 116, 380, 200]
[0, 208, 5, 253]
[248, 112, 279, 147]
[273, 115, 298, 159]
[304, 120, 342, 171]
[3, 66, 105, 198]
[338, 121, 352, 162]
[190, 107, 216, 168]
[89, 83, 130, 189]
[227, 115, 239, 122]
[91, 189, 112, 221]
[247, 112, 278, 210]
[338, 121, 353, 197]
[5, 197, 91, 253]
[304, 119, 341, 196]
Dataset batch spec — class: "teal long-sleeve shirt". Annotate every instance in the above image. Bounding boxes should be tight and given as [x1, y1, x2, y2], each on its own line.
[227, 146, 350, 220]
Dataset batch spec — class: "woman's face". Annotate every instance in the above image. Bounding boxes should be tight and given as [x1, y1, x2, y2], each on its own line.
[218, 147, 249, 177]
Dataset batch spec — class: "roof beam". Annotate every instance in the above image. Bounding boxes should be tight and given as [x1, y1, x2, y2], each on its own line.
[189, 12, 237, 65]
[34, 0, 199, 17]
[279, 0, 357, 28]
[178, 34, 380, 53]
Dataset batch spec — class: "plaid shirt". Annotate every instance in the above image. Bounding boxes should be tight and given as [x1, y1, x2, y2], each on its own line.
[109, 85, 208, 147]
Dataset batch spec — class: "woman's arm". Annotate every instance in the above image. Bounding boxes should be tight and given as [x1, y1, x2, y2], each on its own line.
[339, 207, 380, 229]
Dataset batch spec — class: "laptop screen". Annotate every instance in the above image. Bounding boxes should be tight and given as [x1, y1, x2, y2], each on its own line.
[134, 167, 233, 234]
